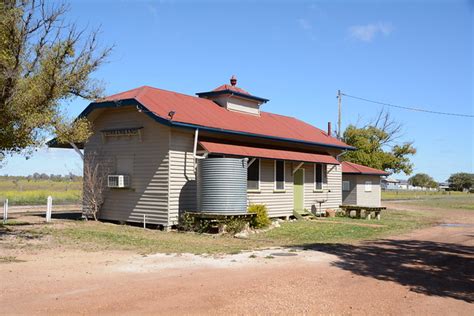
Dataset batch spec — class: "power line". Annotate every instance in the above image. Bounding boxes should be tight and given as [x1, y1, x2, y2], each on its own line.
[341, 93, 474, 118]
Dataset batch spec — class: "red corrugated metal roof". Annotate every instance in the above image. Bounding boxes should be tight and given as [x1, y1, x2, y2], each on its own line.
[199, 141, 340, 164]
[101, 85, 351, 149]
[341, 161, 389, 175]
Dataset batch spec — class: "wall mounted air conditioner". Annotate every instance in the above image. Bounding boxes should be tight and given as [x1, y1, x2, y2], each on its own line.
[107, 175, 130, 188]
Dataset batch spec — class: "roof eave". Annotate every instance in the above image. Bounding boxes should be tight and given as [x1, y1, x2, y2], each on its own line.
[49, 99, 355, 151]
[47, 138, 84, 149]
[343, 172, 390, 176]
[196, 90, 269, 103]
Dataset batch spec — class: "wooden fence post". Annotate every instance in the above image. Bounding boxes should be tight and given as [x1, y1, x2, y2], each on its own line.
[3, 199, 8, 224]
[46, 196, 52, 223]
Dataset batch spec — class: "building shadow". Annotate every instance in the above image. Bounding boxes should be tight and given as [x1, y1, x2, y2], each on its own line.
[178, 180, 197, 219]
[37, 212, 83, 220]
[299, 238, 474, 303]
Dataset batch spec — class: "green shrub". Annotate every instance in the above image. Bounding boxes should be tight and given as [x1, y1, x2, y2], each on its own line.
[224, 217, 247, 234]
[248, 204, 271, 229]
[178, 213, 212, 233]
[178, 213, 196, 232]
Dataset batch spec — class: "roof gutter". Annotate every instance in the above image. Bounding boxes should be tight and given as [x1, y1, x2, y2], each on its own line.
[69, 99, 356, 151]
[343, 172, 390, 176]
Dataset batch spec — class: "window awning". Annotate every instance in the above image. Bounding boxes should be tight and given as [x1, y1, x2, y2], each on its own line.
[199, 141, 340, 165]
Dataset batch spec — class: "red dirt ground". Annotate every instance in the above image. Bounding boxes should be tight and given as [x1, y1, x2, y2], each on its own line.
[1, 203, 473, 315]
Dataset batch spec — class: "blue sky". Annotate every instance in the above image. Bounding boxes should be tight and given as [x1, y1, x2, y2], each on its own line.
[2, 0, 472, 181]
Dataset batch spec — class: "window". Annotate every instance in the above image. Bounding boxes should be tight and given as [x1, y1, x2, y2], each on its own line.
[314, 163, 327, 190]
[247, 158, 260, 190]
[342, 181, 350, 192]
[274, 160, 285, 190]
[365, 181, 372, 192]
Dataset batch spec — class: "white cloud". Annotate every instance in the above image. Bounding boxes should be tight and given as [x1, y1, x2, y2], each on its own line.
[297, 18, 312, 30]
[348, 22, 394, 42]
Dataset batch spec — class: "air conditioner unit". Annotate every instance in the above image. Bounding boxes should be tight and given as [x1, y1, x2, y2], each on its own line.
[107, 175, 130, 188]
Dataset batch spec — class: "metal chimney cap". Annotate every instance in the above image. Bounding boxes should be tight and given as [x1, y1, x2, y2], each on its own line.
[230, 75, 237, 86]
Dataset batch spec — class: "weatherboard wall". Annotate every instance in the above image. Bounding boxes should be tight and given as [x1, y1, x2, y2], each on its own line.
[303, 163, 342, 212]
[355, 175, 382, 207]
[168, 130, 198, 225]
[247, 160, 295, 218]
[342, 174, 358, 205]
[84, 107, 171, 226]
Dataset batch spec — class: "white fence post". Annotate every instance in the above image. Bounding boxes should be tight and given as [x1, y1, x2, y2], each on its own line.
[143, 214, 146, 229]
[46, 196, 52, 223]
[3, 199, 8, 224]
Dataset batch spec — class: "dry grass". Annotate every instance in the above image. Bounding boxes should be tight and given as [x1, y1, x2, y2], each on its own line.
[382, 190, 468, 201]
[0, 179, 81, 205]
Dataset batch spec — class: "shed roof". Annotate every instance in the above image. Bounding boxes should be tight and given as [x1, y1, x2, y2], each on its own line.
[341, 161, 389, 176]
[199, 140, 340, 164]
[84, 85, 353, 150]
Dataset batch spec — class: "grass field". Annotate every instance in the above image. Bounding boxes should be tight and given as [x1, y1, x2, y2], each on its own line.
[0, 179, 81, 205]
[1, 209, 435, 254]
[382, 190, 473, 210]
[401, 196, 474, 210]
[381, 190, 468, 200]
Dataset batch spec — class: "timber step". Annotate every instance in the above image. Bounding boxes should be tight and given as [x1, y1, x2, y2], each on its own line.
[293, 209, 317, 220]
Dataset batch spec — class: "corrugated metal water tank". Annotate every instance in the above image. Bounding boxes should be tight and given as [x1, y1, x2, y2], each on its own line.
[197, 158, 248, 214]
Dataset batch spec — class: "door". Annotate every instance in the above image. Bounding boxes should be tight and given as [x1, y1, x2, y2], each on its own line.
[293, 169, 304, 211]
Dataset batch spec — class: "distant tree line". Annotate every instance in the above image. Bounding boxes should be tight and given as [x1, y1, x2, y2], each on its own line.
[406, 172, 473, 192]
[0, 173, 82, 182]
[447, 173, 474, 192]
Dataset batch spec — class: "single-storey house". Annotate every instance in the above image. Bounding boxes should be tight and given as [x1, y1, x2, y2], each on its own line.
[341, 161, 389, 207]
[381, 177, 401, 190]
[52, 76, 356, 229]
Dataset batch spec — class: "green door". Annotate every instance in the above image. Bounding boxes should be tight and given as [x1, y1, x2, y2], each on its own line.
[294, 169, 304, 211]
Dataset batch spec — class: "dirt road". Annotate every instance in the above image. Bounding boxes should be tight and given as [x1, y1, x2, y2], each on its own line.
[1, 204, 473, 315]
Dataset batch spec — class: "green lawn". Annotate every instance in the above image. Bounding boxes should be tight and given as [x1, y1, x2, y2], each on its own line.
[1, 209, 435, 255]
[0, 179, 81, 205]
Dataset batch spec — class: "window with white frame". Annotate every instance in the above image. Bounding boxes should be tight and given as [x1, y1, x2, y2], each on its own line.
[342, 180, 350, 192]
[247, 158, 260, 190]
[365, 181, 372, 192]
[274, 160, 285, 190]
[314, 163, 327, 190]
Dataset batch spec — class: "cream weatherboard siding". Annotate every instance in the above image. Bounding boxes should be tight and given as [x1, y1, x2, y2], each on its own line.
[166, 134, 344, 218]
[355, 175, 382, 207]
[247, 161, 342, 218]
[341, 174, 382, 207]
[342, 174, 358, 205]
[304, 163, 342, 212]
[247, 160, 294, 218]
[168, 130, 198, 225]
[85, 110, 345, 225]
[84, 107, 171, 226]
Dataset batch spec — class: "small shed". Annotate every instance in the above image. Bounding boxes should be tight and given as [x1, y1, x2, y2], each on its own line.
[341, 161, 389, 207]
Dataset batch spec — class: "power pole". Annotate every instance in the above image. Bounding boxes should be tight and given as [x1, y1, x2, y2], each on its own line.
[337, 90, 342, 139]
